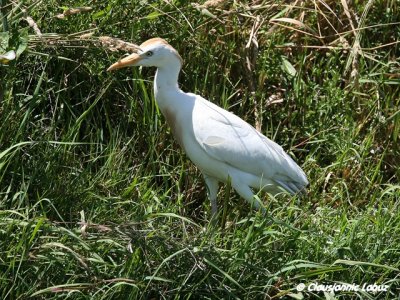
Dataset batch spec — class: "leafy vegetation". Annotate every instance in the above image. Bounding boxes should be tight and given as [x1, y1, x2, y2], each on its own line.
[1, 0, 399, 299]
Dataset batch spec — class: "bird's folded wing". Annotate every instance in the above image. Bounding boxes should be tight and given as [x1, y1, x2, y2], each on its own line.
[192, 97, 307, 184]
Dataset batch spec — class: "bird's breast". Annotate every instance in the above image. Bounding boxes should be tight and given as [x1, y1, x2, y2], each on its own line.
[161, 107, 185, 147]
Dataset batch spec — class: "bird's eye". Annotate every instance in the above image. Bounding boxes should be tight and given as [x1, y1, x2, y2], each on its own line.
[146, 51, 153, 57]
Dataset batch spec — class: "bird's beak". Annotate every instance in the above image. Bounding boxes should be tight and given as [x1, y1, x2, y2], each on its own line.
[107, 53, 142, 71]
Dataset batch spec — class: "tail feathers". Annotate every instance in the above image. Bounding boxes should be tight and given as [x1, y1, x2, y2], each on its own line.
[275, 178, 308, 195]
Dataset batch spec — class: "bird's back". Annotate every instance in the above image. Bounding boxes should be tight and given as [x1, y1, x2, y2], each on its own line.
[188, 94, 308, 194]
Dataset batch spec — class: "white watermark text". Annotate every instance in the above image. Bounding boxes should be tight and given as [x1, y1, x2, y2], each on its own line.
[296, 282, 389, 293]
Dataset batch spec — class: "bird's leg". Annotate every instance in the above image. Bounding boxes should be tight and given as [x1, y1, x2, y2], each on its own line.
[231, 181, 266, 214]
[203, 175, 219, 217]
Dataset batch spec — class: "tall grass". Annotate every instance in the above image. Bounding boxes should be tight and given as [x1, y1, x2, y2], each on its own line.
[1, 0, 399, 299]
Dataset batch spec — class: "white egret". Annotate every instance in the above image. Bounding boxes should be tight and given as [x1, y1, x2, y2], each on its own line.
[108, 37, 308, 215]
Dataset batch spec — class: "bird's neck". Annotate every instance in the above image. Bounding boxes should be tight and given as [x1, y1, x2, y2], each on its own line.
[154, 63, 181, 102]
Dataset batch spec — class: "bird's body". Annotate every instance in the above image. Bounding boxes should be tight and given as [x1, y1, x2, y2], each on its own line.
[108, 38, 308, 215]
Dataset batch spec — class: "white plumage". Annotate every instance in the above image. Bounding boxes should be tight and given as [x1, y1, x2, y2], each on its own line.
[108, 37, 308, 215]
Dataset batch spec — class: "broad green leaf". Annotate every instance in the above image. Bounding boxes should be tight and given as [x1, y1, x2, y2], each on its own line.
[281, 56, 297, 77]
[16, 30, 29, 58]
[146, 11, 162, 20]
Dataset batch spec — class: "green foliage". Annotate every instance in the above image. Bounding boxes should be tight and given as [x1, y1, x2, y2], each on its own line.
[1, 0, 399, 299]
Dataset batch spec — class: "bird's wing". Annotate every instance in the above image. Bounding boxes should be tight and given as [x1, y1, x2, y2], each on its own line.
[191, 95, 308, 189]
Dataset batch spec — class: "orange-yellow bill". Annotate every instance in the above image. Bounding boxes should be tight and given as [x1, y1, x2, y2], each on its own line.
[107, 53, 142, 71]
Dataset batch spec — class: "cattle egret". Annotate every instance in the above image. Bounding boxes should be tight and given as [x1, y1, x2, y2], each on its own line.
[108, 37, 308, 215]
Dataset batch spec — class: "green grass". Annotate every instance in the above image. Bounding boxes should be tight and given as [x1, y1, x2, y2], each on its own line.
[1, 0, 399, 299]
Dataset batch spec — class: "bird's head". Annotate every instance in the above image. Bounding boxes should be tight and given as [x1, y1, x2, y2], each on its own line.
[107, 37, 183, 71]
